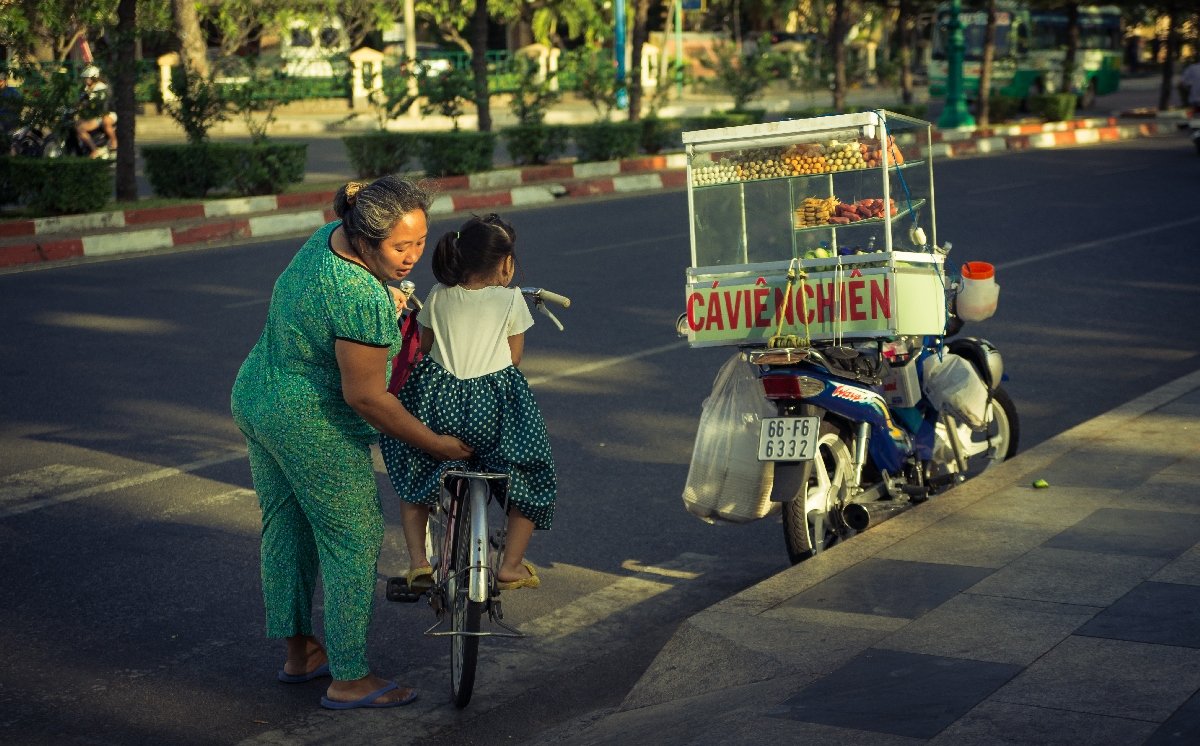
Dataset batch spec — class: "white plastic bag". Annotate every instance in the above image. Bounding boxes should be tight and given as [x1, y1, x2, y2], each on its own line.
[682, 353, 778, 524]
[922, 349, 989, 430]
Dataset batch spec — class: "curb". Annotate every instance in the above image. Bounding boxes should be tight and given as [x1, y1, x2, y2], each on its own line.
[0, 118, 1179, 270]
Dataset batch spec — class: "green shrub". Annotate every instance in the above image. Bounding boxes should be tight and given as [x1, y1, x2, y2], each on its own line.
[1030, 93, 1076, 122]
[500, 124, 570, 166]
[678, 112, 758, 132]
[981, 95, 1020, 123]
[228, 142, 307, 196]
[573, 121, 642, 162]
[0, 156, 17, 205]
[342, 132, 423, 178]
[142, 143, 236, 198]
[418, 131, 495, 177]
[142, 142, 306, 198]
[7, 157, 112, 214]
[640, 116, 684, 154]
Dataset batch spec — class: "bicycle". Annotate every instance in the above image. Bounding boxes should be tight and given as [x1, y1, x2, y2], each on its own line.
[386, 285, 570, 708]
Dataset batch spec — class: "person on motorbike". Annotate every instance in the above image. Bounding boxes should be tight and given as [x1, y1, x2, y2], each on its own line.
[75, 65, 117, 158]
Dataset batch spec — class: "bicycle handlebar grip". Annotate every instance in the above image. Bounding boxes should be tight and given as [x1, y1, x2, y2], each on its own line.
[538, 289, 571, 308]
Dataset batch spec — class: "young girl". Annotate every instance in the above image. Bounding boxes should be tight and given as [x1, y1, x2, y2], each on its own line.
[381, 213, 556, 592]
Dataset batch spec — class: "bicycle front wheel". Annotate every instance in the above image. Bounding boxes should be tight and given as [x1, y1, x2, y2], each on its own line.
[449, 488, 483, 708]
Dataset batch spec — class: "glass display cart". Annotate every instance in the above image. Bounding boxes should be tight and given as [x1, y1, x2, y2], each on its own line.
[681, 110, 949, 348]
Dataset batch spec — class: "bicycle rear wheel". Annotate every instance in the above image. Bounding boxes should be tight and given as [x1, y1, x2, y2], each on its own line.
[448, 484, 483, 708]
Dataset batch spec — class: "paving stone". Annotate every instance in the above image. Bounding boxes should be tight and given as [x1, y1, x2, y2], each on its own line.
[1144, 688, 1200, 745]
[1043, 508, 1200, 559]
[772, 648, 1021, 739]
[993, 636, 1200, 722]
[929, 700, 1158, 745]
[967, 547, 1164, 606]
[953, 485, 1121, 527]
[879, 593, 1100, 666]
[1031, 447, 1177, 490]
[1152, 545, 1200, 586]
[779, 558, 993, 619]
[877, 515, 1060, 568]
[1076, 581, 1200, 648]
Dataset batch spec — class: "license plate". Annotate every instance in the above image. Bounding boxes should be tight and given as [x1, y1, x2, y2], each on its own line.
[758, 417, 820, 461]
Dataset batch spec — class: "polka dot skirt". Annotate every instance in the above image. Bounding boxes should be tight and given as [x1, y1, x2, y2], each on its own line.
[381, 357, 557, 530]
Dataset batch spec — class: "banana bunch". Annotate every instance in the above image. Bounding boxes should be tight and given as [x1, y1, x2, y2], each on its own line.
[795, 196, 839, 227]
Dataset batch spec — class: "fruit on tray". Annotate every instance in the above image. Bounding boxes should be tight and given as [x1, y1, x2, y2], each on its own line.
[794, 196, 898, 228]
[795, 196, 839, 227]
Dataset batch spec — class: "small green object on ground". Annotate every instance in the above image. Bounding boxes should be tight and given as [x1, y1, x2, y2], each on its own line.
[1032, 479, 1050, 489]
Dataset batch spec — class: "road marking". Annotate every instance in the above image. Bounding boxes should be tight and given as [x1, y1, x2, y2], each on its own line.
[997, 214, 1200, 271]
[242, 552, 749, 744]
[0, 465, 112, 507]
[561, 232, 689, 257]
[525, 341, 687, 387]
[0, 452, 247, 519]
[224, 297, 269, 309]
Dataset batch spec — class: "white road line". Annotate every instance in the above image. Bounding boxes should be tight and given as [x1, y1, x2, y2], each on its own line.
[0, 465, 112, 507]
[997, 214, 1200, 271]
[524, 341, 687, 386]
[224, 298, 269, 309]
[561, 232, 689, 257]
[0, 451, 247, 519]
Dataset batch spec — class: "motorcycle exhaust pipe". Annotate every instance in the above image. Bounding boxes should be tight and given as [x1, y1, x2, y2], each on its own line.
[841, 500, 912, 532]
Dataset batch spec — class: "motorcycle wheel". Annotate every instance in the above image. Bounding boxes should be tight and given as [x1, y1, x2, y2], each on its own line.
[934, 386, 1020, 481]
[782, 420, 853, 565]
[41, 136, 64, 158]
[12, 134, 42, 157]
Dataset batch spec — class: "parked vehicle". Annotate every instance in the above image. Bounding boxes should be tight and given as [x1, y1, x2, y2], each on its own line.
[745, 256, 1018, 564]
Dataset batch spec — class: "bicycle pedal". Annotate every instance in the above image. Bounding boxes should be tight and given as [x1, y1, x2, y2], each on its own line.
[385, 576, 423, 603]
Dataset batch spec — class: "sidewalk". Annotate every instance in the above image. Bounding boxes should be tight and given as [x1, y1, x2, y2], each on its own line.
[538, 369, 1200, 745]
[0, 79, 1185, 270]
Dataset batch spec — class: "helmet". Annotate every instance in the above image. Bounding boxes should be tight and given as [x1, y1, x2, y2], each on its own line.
[81, 65, 100, 79]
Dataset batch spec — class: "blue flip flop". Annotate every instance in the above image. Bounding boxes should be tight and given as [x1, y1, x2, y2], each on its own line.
[320, 682, 418, 710]
[277, 662, 331, 683]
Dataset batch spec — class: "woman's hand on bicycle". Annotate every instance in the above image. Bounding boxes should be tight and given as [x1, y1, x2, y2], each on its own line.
[428, 434, 473, 461]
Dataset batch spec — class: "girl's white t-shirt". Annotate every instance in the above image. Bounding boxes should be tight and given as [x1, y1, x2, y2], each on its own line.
[420, 284, 534, 379]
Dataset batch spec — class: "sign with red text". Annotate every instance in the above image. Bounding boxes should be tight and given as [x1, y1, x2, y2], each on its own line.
[684, 260, 947, 347]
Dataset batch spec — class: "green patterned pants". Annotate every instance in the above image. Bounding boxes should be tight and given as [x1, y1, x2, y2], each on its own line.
[240, 426, 384, 682]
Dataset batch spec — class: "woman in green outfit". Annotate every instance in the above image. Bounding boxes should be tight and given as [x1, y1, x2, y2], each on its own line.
[231, 175, 472, 710]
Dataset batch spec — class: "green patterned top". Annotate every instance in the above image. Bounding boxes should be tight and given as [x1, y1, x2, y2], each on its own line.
[234, 220, 400, 444]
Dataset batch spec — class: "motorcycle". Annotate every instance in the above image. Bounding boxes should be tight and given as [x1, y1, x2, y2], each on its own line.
[9, 107, 113, 159]
[686, 247, 1019, 565]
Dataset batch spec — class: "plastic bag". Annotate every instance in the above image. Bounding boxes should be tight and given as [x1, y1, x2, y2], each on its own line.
[922, 349, 989, 430]
[682, 353, 778, 524]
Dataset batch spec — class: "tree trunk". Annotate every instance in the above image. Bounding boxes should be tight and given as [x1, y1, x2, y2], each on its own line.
[1059, 4, 1079, 95]
[471, 0, 491, 132]
[977, 0, 998, 127]
[172, 0, 209, 80]
[1158, 3, 1180, 110]
[899, 0, 915, 105]
[831, 0, 850, 111]
[114, 0, 138, 201]
[628, 0, 651, 121]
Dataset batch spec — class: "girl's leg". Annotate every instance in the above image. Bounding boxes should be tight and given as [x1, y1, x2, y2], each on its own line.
[497, 510, 536, 583]
[400, 501, 432, 570]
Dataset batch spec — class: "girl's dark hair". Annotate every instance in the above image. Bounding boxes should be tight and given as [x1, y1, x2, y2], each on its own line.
[333, 175, 432, 253]
[431, 213, 517, 286]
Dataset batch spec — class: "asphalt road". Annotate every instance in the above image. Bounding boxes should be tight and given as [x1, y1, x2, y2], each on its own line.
[1, 134, 1198, 744]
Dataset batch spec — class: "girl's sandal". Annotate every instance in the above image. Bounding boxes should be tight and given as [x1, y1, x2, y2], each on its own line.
[406, 565, 434, 592]
[497, 560, 540, 591]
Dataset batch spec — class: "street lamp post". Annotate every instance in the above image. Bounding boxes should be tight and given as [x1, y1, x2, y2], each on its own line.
[937, 0, 975, 129]
[615, 0, 629, 109]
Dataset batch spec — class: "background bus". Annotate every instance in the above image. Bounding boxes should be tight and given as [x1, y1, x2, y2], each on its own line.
[929, 3, 1123, 108]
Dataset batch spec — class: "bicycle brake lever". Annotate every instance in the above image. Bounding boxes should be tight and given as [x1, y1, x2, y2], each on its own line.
[538, 304, 565, 331]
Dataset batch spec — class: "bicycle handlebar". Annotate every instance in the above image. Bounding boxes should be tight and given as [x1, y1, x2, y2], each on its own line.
[521, 287, 571, 308]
